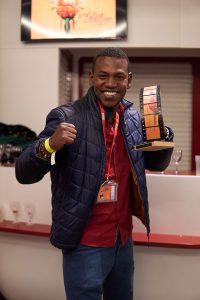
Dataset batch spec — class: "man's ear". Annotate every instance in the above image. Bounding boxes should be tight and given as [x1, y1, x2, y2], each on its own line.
[89, 71, 94, 86]
[127, 72, 133, 89]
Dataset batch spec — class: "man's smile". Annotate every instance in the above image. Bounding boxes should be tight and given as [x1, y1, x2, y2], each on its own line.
[103, 91, 118, 97]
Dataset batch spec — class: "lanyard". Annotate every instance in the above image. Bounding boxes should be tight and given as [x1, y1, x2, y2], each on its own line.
[98, 101, 119, 179]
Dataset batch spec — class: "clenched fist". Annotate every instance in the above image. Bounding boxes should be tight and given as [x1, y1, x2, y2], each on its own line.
[49, 122, 77, 151]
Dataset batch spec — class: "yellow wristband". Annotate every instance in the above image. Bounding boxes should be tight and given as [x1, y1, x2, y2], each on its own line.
[44, 138, 55, 154]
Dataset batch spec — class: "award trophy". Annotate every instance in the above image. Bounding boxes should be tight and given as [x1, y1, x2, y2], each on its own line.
[134, 85, 175, 151]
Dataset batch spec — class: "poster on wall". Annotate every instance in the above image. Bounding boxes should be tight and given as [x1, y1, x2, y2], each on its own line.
[21, 0, 127, 41]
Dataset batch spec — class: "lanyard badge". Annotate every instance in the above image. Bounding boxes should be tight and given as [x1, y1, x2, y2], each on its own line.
[97, 178, 118, 203]
[97, 102, 119, 204]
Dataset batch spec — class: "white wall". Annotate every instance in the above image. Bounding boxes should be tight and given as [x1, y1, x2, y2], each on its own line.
[1, 0, 200, 48]
[1, 0, 200, 132]
[133, 174, 200, 236]
[134, 246, 200, 300]
[0, 48, 59, 134]
[0, 233, 66, 300]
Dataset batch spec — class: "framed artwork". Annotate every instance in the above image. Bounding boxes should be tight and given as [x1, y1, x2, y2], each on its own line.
[21, 0, 127, 41]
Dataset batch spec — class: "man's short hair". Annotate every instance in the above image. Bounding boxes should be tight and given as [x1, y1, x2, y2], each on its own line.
[92, 47, 130, 71]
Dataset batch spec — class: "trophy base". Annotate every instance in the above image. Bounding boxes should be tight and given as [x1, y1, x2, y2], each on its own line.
[133, 141, 175, 151]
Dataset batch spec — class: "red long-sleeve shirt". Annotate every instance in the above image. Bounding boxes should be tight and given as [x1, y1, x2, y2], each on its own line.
[80, 108, 133, 247]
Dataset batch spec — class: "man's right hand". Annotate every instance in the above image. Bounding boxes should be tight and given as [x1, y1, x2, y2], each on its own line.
[49, 122, 77, 151]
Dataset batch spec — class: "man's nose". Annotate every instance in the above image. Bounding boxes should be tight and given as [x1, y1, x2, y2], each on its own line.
[105, 77, 117, 87]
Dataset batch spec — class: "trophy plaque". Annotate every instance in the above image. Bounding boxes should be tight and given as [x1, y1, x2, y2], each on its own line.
[134, 85, 175, 151]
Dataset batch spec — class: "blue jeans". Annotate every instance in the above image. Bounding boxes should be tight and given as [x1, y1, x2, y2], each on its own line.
[62, 233, 134, 300]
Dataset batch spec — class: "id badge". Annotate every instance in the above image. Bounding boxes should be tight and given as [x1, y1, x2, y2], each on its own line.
[97, 180, 118, 203]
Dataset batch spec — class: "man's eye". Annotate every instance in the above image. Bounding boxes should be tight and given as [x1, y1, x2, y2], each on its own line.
[99, 74, 107, 79]
[116, 75, 125, 80]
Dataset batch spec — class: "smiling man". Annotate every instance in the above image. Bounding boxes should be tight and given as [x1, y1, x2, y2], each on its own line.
[15, 47, 174, 300]
[89, 50, 132, 108]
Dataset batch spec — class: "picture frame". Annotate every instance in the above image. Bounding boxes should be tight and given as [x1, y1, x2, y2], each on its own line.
[21, 0, 127, 42]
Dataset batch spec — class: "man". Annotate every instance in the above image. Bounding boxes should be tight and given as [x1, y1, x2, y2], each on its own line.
[15, 47, 173, 300]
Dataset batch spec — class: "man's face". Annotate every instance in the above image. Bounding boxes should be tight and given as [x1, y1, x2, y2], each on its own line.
[89, 56, 132, 108]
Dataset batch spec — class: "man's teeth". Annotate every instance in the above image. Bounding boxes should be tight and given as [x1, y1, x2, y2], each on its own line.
[104, 92, 116, 95]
